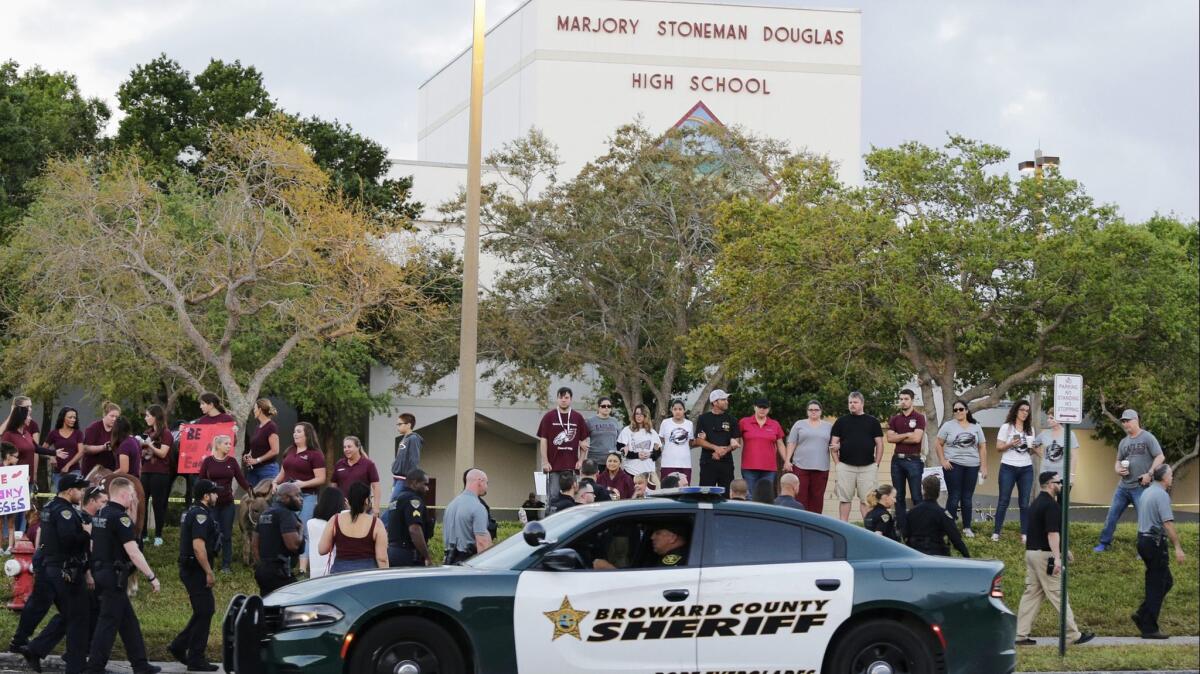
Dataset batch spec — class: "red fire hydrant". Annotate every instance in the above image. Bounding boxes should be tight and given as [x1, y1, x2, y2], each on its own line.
[5, 538, 37, 611]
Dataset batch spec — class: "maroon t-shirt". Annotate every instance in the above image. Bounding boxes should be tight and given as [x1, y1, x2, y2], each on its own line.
[281, 447, 326, 494]
[200, 454, 252, 507]
[1, 429, 36, 474]
[140, 427, 174, 475]
[248, 420, 278, 460]
[332, 456, 380, 493]
[44, 428, 84, 472]
[537, 409, 591, 472]
[195, 413, 238, 449]
[597, 469, 635, 500]
[81, 421, 117, 475]
[888, 410, 927, 457]
[24, 419, 39, 439]
[114, 436, 142, 478]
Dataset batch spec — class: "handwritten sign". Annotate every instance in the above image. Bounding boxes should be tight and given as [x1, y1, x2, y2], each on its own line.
[177, 422, 235, 475]
[0, 465, 30, 515]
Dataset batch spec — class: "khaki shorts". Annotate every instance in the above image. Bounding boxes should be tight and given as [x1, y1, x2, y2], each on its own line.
[835, 462, 877, 503]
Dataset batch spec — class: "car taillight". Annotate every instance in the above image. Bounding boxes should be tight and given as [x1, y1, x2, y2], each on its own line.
[990, 573, 1004, 599]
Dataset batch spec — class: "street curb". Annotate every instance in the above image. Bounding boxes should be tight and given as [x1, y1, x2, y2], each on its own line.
[1017, 672, 1198, 674]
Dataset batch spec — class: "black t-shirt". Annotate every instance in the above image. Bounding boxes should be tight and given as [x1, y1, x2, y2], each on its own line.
[41, 497, 90, 563]
[695, 412, 741, 464]
[831, 414, 883, 466]
[179, 504, 220, 564]
[91, 502, 137, 565]
[257, 503, 301, 564]
[387, 489, 433, 547]
[1026, 492, 1060, 552]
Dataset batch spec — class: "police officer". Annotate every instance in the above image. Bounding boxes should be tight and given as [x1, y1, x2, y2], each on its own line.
[387, 469, 435, 567]
[904, 475, 970, 558]
[864, 484, 900, 542]
[648, 524, 689, 567]
[20, 485, 108, 673]
[11, 474, 90, 673]
[443, 469, 492, 564]
[254, 482, 304, 595]
[86, 477, 161, 674]
[168, 480, 221, 671]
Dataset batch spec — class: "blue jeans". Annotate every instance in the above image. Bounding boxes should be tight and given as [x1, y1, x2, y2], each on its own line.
[330, 557, 377, 574]
[215, 503, 236, 570]
[890, 455, 925, 533]
[382, 478, 406, 528]
[994, 463, 1034, 535]
[1099, 484, 1144, 546]
[943, 462, 980, 530]
[299, 493, 317, 555]
[245, 461, 279, 487]
[741, 469, 776, 497]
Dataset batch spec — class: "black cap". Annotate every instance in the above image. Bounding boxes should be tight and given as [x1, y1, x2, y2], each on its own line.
[58, 474, 90, 492]
[193, 479, 221, 498]
[753, 398, 771, 408]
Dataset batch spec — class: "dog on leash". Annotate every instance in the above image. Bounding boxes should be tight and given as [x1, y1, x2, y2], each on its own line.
[238, 479, 275, 566]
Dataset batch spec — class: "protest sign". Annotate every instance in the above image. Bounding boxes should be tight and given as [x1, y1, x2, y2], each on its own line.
[0, 465, 30, 515]
[177, 422, 235, 474]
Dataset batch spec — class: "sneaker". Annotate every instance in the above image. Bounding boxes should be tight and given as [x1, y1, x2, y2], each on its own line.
[1141, 631, 1169, 640]
[1014, 638, 1037, 646]
[153, 537, 163, 547]
[1074, 632, 1095, 645]
[1092, 543, 1108, 552]
[963, 528, 975, 538]
[990, 533, 1000, 542]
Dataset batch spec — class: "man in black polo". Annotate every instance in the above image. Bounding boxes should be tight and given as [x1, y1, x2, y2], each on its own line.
[693, 389, 742, 489]
[1015, 471, 1094, 646]
[387, 469, 435, 567]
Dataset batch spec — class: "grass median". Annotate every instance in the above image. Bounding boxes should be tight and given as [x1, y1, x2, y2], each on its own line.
[0, 520, 1192, 663]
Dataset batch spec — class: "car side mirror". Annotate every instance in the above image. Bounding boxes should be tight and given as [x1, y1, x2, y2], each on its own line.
[523, 521, 547, 547]
[541, 548, 585, 571]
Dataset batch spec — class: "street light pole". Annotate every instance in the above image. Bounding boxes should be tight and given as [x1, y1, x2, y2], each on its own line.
[455, 0, 486, 481]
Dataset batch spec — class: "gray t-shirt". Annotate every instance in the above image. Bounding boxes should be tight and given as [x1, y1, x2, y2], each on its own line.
[1118, 430, 1162, 489]
[937, 421, 986, 467]
[1036, 428, 1079, 477]
[586, 415, 622, 463]
[443, 490, 490, 553]
[1137, 483, 1173, 534]
[391, 432, 423, 478]
[787, 420, 833, 471]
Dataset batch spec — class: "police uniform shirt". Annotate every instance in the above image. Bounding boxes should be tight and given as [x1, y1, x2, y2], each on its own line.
[864, 504, 899, 541]
[179, 504, 220, 564]
[42, 497, 90, 564]
[652, 545, 688, 567]
[257, 503, 301, 563]
[1137, 483, 1174, 535]
[387, 489, 430, 548]
[904, 500, 969, 558]
[91, 502, 136, 565]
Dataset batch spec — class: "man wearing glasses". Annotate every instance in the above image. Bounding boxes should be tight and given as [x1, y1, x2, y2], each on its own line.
[1094, 409, 1164, 553]
[1014, 471, 1095, 646]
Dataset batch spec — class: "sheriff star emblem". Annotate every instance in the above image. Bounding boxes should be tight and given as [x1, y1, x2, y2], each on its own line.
[544, 596, 589, 641]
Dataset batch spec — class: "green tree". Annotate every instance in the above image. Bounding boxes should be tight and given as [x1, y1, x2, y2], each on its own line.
[0, 60, 110, 232]
[2, 121, 449, 426]
[443, 123, 789, 421]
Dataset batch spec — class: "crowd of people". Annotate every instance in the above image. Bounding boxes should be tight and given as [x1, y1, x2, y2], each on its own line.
[0, 384, 1188, 671]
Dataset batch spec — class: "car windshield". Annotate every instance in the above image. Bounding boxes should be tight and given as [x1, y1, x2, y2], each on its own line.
[467, 508, 595, 570]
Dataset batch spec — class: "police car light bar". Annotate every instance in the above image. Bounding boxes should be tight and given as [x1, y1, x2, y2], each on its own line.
[648, 486, 726, 500]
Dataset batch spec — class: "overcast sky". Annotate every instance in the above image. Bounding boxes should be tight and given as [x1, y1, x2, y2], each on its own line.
[3, 0, 1196, 221]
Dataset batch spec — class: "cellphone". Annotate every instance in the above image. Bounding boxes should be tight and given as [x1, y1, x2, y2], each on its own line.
[1046, 557, 1055, 574]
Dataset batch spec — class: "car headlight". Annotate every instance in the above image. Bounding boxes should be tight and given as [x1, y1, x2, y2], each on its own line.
[280, 603, 344, 630]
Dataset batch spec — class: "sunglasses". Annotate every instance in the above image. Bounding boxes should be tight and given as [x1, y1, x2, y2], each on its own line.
[1049, 480, 1063, 485]
[599, 404, 612, 409]
[953, 408, 967, 412]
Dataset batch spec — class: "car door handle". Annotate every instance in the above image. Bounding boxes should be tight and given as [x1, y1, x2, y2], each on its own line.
[815, 579, 841, 591]
[662, 589, 690, 602]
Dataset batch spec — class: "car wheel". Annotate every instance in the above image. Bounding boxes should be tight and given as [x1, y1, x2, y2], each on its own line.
[349, 616, 466, 674]
[829, 618, 937, 674]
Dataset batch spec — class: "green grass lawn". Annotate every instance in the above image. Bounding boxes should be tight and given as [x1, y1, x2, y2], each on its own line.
[0, 520, 1192, 664]
[1017, 645, 1200, 672]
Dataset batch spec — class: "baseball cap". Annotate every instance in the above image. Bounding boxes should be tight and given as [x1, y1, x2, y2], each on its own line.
[193, 479, 221, 498]
[753, 398, 771, 408]
[58, 473, 90, 491]
[1120, 409, 1139, 421]
[709, 389, 730, 403]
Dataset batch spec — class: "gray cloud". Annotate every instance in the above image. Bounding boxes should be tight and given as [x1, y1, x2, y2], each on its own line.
[2, 0, 1195, 220]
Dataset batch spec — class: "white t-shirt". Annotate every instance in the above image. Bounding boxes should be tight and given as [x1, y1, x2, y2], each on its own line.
[998, 423, 1036, 468]
[658, 418, 694, 469]
[618, 426, 661, 476]
[307, 518, 331, 578]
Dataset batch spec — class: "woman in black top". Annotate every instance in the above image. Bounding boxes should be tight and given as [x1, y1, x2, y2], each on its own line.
[864, 484, 900, 541]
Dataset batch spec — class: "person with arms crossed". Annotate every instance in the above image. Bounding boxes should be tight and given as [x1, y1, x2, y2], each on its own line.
[885, 389, 926, 536]
[586, 397, 622, 467]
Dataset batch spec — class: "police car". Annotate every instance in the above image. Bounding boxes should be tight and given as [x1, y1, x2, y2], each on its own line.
[224, 487, 1015, 674]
